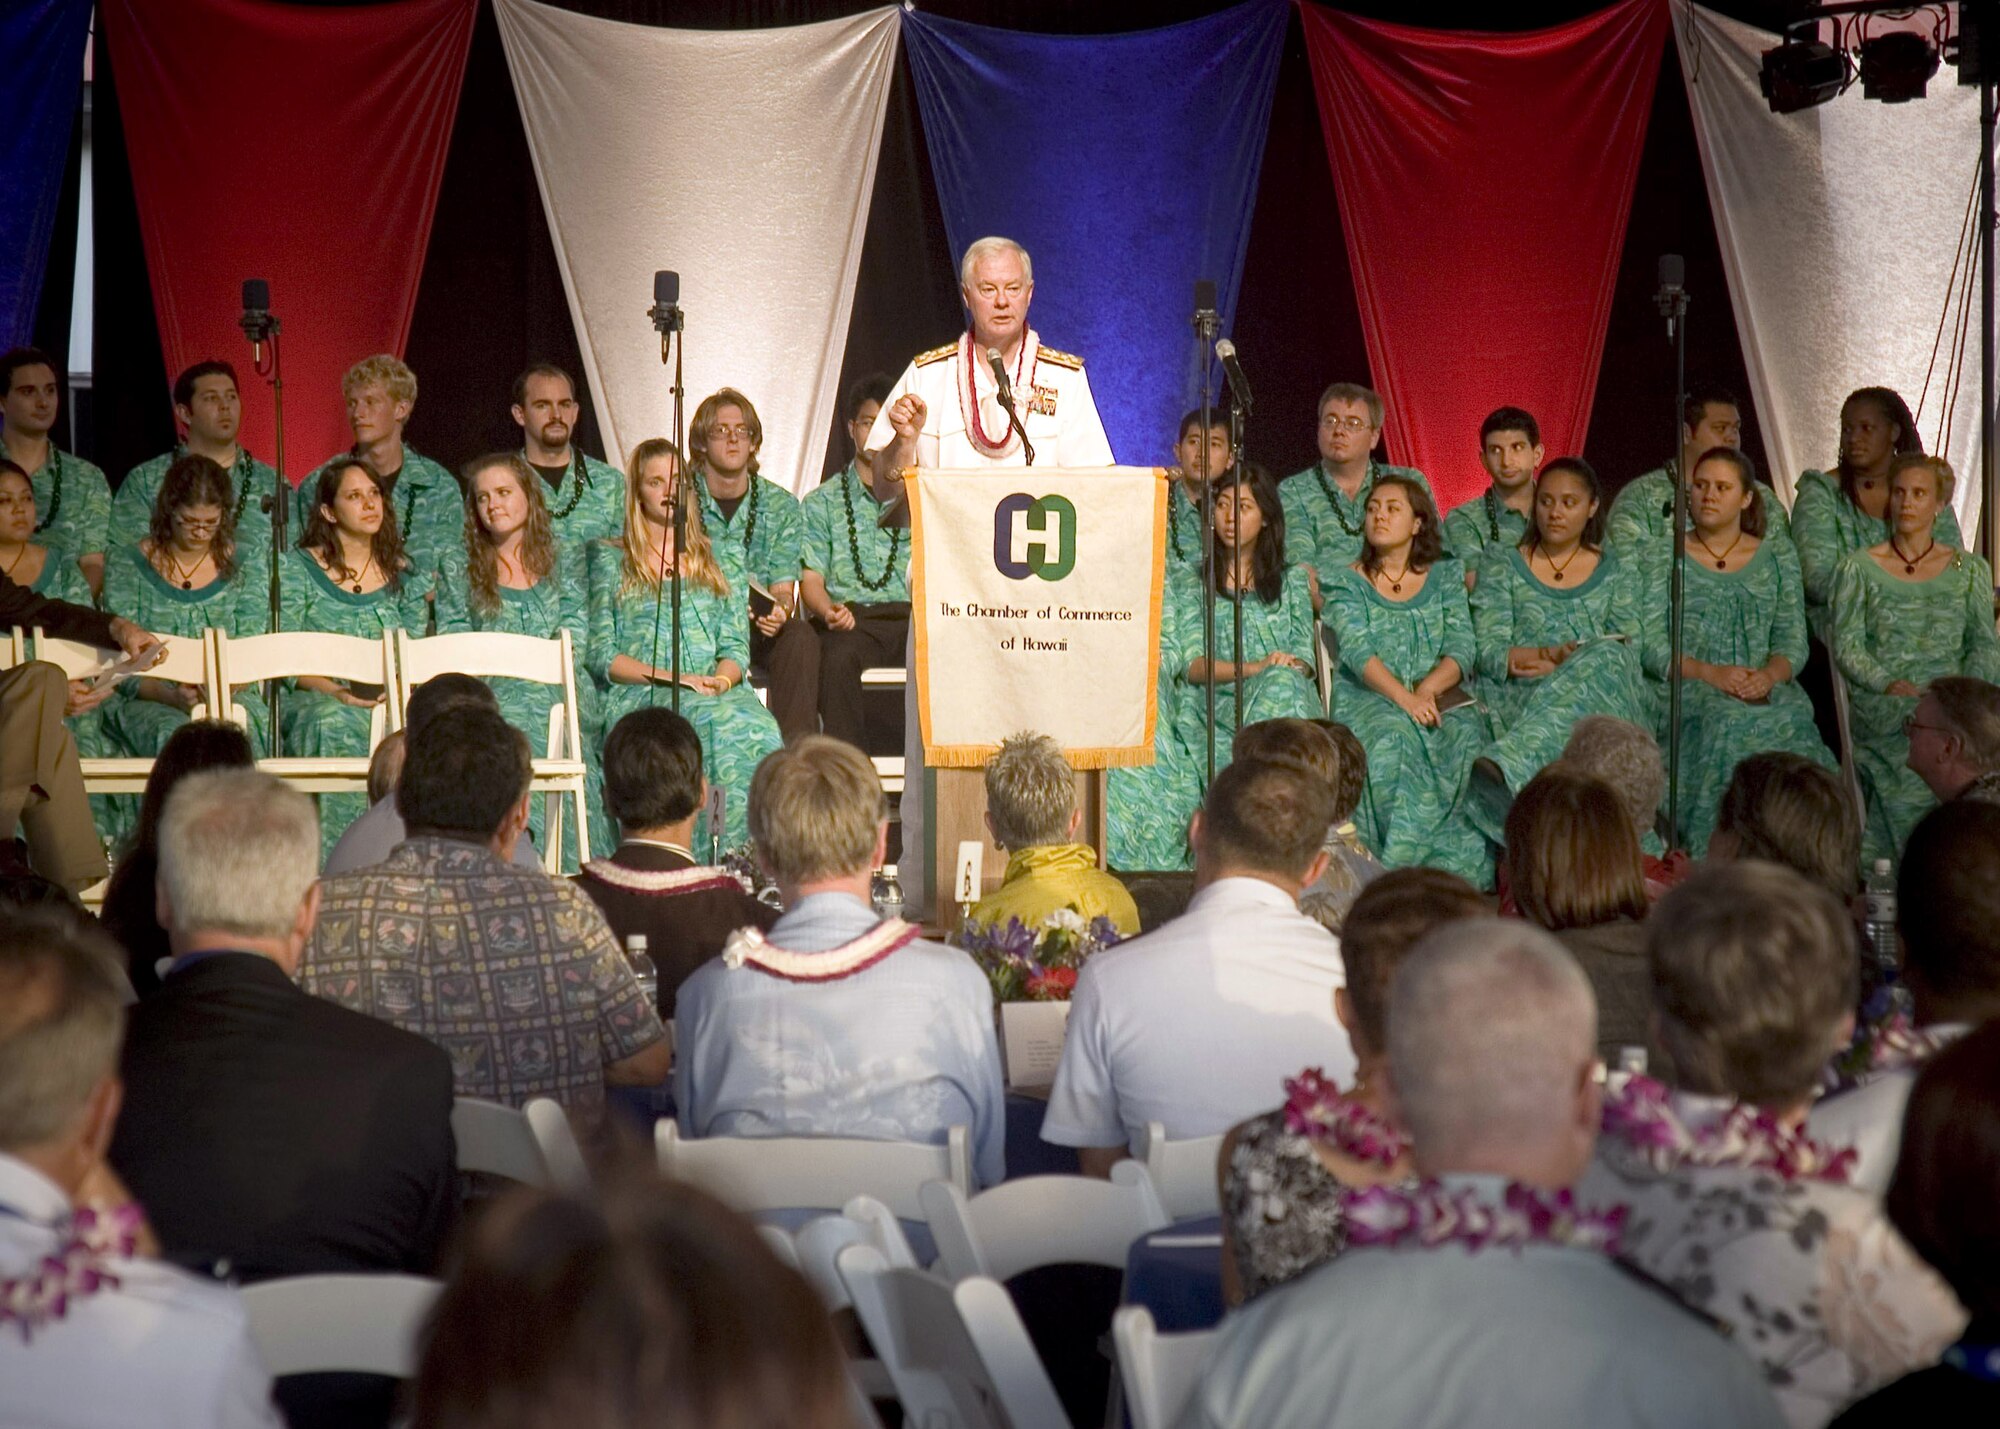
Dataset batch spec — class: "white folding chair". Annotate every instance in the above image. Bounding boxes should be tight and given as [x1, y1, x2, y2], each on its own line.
[795, 1196, 921, 1311]
[920, 1161, 1168, 1284]
[862, 667, 905, 794]
[451, 1096, 590, 1191]
[213, 629, 393, 789]
[30, 626, 218, 794]
[1112, 1305, 1217, 1429]
[837, 1243, 1071, 1429]
[758, 1223, 802, 1272]
[1, 625, 22, 668]
[656, 1121, 970, 1222]
[394, 629, 591, 870]
[239, 1273, 442, 1378]
[1138, 1122, 1224, 1220]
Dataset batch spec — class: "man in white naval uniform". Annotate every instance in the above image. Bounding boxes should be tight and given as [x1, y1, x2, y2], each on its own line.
[865, 235, 1116, 912]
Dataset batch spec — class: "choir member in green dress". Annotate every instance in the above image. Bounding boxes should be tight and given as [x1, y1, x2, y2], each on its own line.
[1794, 386, 1964, 639]
[1643, 448, 1835, 856]
[510, 364, 627, 546]
[102, 455, 271, 764]
[1830, 453, 2000, 866]
[0, 459, 120, 849]
[280, 457, 429, 856]
[2, 346, 112, 596]
[1468, 458, 1648, 841]
[1326, 474, 1491, 886]
[435, 452, 599, 870]
[1165, 408, 1231, 572]
[111, 361, 277, 588]
[1443, 406, 1542, 584]
[293, 354, 462, 603]
[1280, 382, 1433, 589]
[586, 439, 781, 853]
[1605, 384, 1743, 558]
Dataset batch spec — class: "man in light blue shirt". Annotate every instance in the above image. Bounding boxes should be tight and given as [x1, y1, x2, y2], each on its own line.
[675, 735, 1005, 1186]
[1180, 920, 1782, 1429]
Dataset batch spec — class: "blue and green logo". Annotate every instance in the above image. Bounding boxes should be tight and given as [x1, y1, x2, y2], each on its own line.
[992, 493, 1076, 581]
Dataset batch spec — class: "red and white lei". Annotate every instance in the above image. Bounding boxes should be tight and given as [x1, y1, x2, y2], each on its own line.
[1, 1203, 144, 1342]
[1342, 1179, 1626, 1256]
[1281, 1067, 1410, 1168]
[722, 919, 919, 983]
[958, 330, 1039, 459]
[1602, 1074, 1857, 1184]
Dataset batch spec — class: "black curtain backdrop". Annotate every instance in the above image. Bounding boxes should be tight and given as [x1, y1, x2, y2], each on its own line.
[83, 0, 1782, 500]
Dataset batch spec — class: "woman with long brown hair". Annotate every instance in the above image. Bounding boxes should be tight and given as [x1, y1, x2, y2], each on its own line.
[584, 439, 780, 851]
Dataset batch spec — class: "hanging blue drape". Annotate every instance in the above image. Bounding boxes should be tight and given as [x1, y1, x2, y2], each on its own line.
[1, 0, 90, 348]
[903, 1, 1286, 465]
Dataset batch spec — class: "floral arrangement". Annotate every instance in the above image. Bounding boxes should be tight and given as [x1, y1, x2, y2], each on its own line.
[1281, 1067, 1410, 1168]
[1342, 1179, 1626, 1256]
[1, 1203, 144, 1343]
[956, 907, 1123, 1003]
[1601, 1073, 1858, 1184]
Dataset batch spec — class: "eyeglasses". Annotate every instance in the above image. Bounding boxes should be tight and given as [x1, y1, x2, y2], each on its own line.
[709, 425, 753, 442]
[1319, 415, 1373, 433]
[1904, 715, 1951, 739]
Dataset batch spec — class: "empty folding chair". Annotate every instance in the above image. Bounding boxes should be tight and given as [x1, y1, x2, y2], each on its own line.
[239, 1273, 442, 1379]
[921, 1161, 1169, 1284]
[1138, 1121, 1224, 1220]
[1112, 1305, 1218, 1429]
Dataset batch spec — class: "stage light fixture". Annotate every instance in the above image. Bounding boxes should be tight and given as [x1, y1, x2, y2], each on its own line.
[1859, 30, 1941, 102]
[1759, 35, 1845, 113]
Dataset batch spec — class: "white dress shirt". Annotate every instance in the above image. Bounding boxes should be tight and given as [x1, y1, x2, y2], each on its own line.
[1042, 876, 1355, 1151]
[864, 329, 1116, 472]
[0, 1153, 280, 1428]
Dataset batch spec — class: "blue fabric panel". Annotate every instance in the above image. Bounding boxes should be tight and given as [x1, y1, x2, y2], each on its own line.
[1, 0, 90, 346]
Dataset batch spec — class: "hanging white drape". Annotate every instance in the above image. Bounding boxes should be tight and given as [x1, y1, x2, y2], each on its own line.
[495, 0, 899, 490]
[1676, 3, 1983, 539]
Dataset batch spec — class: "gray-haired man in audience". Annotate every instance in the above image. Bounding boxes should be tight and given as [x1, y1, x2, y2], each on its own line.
[1907, 675, 2000, 805]
[1183, 919, 1783, 1429]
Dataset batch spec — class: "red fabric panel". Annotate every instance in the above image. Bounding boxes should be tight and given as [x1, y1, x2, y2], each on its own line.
[101, 0, 476, 476]
[1298, 0, 1666, 511]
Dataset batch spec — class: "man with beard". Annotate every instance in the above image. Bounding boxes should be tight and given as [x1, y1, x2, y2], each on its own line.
[510, 364, 627, 546]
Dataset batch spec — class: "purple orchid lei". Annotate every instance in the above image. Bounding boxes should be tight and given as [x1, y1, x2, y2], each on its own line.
[1, 1203, 145, 1342]
[1341, 1179, 1627, 1256]
[1281, 1067, 1410, 1168]
[1602, 1074, 1858, 1184]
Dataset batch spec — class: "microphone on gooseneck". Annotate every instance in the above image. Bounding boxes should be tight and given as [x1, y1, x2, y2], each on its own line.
[1215, 338, 1253, 414]
[986, 347, 1015, 407]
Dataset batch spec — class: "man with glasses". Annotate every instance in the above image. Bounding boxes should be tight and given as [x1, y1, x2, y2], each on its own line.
[511, 363, 626, 545]
[1906, 675, 2000, 806]
[1279, 382, 1433, 595]
[689, 387, 817, 741]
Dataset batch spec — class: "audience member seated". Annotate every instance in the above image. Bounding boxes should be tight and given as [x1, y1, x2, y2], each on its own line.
[1906, 674, 2000, 807]
[97, 717, 252, 998]
[674, 736, 1004, 1185]
[322, 673, 541, 875]
[409, 1173, 851, 1429]
[1707, 749, 1863, 904]
[1234, 717, 1384, 933]
[1582, 862, 1964, 1426]
[1042, 757, 1353, 1176]
[572, 707, 776, 1017]
[1219, 867, 1484, 1304]
[1813, 801, 2000, 1194]
[1832, 1022, 2000, 1427]
[0, 910, 280, 1427]
[1505, 766, 1667, 1075]
[1562, 713, 1689, 895]
[298, 703, 669, 1144]
[963, 730, 1139, 936]
[110, 769, 456, 1429]
[1186, 919, 1783, 1429]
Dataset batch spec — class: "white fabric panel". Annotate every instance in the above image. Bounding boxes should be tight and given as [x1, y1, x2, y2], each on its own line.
[495, 0, 900, 492]
[1676, 3, 1983, 540]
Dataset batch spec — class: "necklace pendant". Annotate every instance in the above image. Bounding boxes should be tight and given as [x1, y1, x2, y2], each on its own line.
[352, 583, 364, 594]
[182, 579, 192, 590]
[1716, 558, 1727, 569]
[1552, 570, 1565, 582]
[1391, 582, 1402, 594]
[1906, 563, 1917, 574]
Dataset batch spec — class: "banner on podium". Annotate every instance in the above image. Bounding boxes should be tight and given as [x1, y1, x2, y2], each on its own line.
[909, 467, 1167, 769]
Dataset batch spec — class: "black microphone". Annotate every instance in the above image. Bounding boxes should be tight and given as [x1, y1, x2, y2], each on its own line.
[648, 271, 684, 357]
[1193, 278, 1218, 327]
[239, 279, 274, 364]
[985, 346, 1015, 408]
[1655, 253, 1688, 329]
[1215, 338, 1253, 414]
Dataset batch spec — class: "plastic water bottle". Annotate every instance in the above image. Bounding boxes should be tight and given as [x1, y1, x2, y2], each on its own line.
[1863, 859, 1898, 971]
[871, 864, 905, 922]
[625, 932, 658, 1007]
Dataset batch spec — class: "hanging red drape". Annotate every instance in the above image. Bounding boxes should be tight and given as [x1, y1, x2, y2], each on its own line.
[101, 0, 476, 476]
[1298, 0, 1667, 511]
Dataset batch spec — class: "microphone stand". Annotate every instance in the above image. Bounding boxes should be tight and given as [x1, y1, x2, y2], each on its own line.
[1193, 301, 1220, 788]
[995, 384, 1035, 467]
[250, 317, 286, 741]
[1226, 389, 1247, 742]
[646, 312, 687, 715]
[1658, 274, 1691, 849]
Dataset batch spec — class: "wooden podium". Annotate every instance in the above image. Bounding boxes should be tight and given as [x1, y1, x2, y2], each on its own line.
[927, 767, 1108, 937]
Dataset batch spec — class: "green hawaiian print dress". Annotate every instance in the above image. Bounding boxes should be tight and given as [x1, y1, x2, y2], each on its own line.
[1607, 462, 1797, 572]
[1279, 462, 1434, 581]
[294, 448, 462, 606]
[24, 448, 112, 574]
[1326, 556, 1492, 887]
[1638, 541, 1835, 857]
[277, 549, 430, 856]
[1164, 478, 1211, 573]
[101, 544, 271, 759]
[1831, 545, 2000, 867]
[1167, 563, 1324, 756]
[1468, 546, 1650, 840]
[435, 541, 603, 871]
[584, 540, 781, 853]
[1103, 565, 1219, 873]
[28, 545, 122, 850]
[1442, 489, 1532, 575]
[1793, 469, 1966, 639]
[535, 451, 628, 547]
[111, 448, 279, 593]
